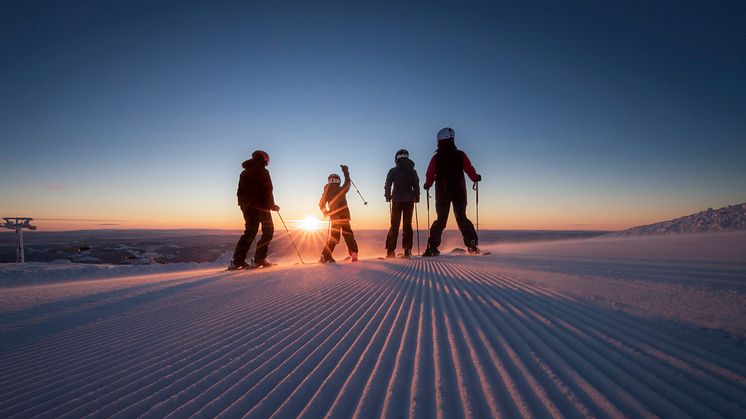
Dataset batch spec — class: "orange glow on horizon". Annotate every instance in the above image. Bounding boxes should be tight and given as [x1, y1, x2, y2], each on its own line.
[7, 195, 689, 233]
[19, 211, 631, 232]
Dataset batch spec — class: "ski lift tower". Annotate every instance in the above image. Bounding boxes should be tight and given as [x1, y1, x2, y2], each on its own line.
[2, 217, 37, 263]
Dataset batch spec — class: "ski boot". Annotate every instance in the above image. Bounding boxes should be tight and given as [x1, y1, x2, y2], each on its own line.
[250, 259, 275, 269]
[350, 252, 359, 262]
[467, 240, 481, 255]
[386, 249, 396, 259]
[403, 249, 412, 259]
[227, 260, 250, 270]
[422, 246, 440, 257]
[319, 254, 336, 264]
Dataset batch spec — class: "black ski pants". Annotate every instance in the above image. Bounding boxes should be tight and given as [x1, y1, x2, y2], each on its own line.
[323, 220, 359, 257]
[427, 198, 478, 249]
[386, 201, 414, 251]
[233, 207, 274, 263]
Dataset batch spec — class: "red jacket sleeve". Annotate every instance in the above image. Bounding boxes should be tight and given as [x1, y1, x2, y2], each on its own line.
[424, 156, 436, 188]
[462, 152, 479, 182]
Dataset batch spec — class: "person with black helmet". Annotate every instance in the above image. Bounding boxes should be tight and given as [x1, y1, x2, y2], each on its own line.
[423, 127, 482, 256]
[384, 149, 420, 258]
[319, 165, 359, 263]
[228, 150, 280, 270]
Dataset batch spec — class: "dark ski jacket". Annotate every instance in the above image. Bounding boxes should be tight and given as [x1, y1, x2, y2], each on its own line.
[237, 157, 276, 211]
[384, 157, 420, 203]
[319, 171, 352, 221]
[423, 140, 479, 203]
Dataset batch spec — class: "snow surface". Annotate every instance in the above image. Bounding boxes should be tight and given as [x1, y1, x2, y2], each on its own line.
[1, 233, 745, 417]
[0, 253, 231, 287]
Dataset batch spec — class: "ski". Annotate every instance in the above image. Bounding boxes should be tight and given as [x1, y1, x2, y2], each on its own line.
[378, 255, 420, 260]
[248, 262, 277, 269]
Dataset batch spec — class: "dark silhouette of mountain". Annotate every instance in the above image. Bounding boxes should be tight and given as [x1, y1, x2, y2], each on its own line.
[610, 203, 746, 236]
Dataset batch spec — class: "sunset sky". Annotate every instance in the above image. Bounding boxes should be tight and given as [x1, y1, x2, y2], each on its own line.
[1, 1, 744, 231]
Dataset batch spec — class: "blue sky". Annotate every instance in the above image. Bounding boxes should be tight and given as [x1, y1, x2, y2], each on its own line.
[1, 0, 744, 230]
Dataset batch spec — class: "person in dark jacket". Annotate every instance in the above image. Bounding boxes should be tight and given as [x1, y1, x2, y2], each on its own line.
[384, 149, 420, 258]
[423, 127, 482, 256]
[319, 164, 359, 263]
[228, 150, 280, 270]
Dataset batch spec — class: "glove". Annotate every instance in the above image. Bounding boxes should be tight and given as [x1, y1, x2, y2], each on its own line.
[271, 204, 280, 211]
[416, 196, 420, 203]
[423, 183, 431, 190]
[340, 164, 349, 175]
[385, 194, 392, 202]
[476, 174, 482, 182]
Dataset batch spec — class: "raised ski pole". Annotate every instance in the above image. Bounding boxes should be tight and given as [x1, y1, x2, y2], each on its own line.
[277, 211, 305, 265]
[350, 179, 368, 205]
[342, 165, 368, 206]
[415, 203, 421, 255]
[473, 181, 479, 234]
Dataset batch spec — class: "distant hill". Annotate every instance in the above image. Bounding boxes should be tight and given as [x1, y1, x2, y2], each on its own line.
[610, 202, 746, 236]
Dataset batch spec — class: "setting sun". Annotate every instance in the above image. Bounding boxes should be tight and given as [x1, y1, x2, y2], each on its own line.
[298, 215, 323, 231]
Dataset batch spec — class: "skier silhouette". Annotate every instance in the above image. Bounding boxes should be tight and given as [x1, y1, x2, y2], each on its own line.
[423, 127, 482, 256]
[228, 150, 280, 270]
[384, 149, 420, 258]
[319, 165, 359, 263]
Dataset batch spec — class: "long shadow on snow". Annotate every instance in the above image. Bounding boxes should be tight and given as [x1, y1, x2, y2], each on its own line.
[0, 274, 224, 351]
[490, 254, 746, 292]
[380, 259, 746, 417]
[0, 276, 203, 328]
[390, 259, 746, 352]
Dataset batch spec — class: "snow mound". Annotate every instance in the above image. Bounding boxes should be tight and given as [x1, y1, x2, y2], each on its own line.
[610, 202, 746, 236]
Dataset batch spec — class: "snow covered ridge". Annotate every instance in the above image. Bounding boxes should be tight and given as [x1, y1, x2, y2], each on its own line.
[609, 202, 746, 236]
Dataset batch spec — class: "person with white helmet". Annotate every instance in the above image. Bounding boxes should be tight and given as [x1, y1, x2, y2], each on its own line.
[318, 165, 359, 262]
[422, 127, 482, 256]
[228, 149, 281, 270]
[384, 148, 420, 258]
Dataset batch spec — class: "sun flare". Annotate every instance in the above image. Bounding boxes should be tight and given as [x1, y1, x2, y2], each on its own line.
[298, 215, 323, 231]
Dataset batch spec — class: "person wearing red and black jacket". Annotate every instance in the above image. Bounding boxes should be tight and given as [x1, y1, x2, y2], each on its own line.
[422, 127, 482, 256]
[319, 165, 359, 263]
[229, 150, 280, 270]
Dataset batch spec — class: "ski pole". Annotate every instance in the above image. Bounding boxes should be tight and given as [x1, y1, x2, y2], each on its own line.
[349, 179, 368, 206]
[426, 191, 431, 229]
[472, 182, 479, 234]
[277, 211, 305, 265]
[325, 217, 332, 257]
[415, 202, 420, 255]
[341, 164, 368, 205]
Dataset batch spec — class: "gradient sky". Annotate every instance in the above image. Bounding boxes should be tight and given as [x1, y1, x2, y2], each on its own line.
[1, 0, 745, 231]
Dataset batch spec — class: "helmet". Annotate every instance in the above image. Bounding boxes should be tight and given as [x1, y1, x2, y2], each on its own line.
[437, 127, 455, 142]
[328, 173, 341, 184]
[252, 150, 270, 166]
[394, 148, 409, 163]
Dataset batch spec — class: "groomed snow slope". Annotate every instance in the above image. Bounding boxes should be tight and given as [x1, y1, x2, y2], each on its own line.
[1, 239, 746, 417]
